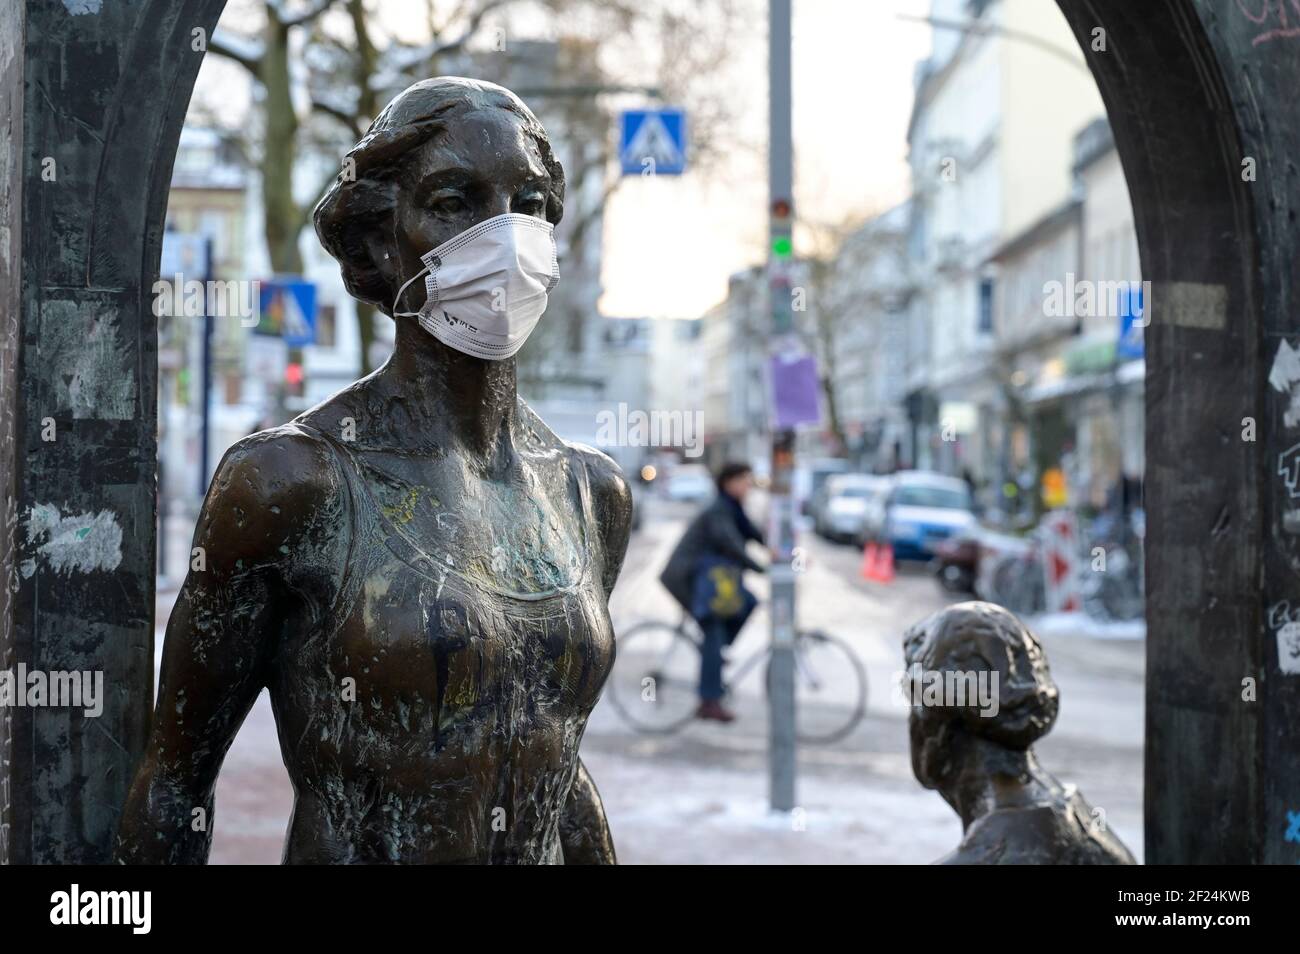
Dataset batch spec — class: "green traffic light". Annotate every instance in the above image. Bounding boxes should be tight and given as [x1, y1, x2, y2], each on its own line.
[771, 235, 793, 257]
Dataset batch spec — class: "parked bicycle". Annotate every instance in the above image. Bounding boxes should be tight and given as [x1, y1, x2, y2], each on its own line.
[975, 513, 1144, 622]
[606, 613, 868, 744]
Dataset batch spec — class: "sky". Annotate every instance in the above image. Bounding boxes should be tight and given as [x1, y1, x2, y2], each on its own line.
[599, 0, 931, 320]
[191, 0, 934, 322]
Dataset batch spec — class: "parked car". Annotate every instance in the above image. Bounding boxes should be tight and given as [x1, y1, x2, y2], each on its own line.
[664, 464, 715, 504]
[879, 471, 977, 560]
[814, 474, 889, 543]
[931, 526, 981, 593]
[854, 478, 895, 546]
[794, 458, 850, 518]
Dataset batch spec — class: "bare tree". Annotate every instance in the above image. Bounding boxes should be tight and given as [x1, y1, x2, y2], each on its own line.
[800, 216, 871, 455]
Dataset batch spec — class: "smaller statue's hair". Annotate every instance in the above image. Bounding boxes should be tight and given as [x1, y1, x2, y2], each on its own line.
[313, 77, 566, 314]
[902, 601, 1059, 749]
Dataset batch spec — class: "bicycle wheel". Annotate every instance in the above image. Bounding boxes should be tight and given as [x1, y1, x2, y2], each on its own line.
[766, 630, 868, 745]
[606, 621, 701, 734]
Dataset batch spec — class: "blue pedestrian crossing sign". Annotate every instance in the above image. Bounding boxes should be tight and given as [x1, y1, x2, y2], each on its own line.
[619, 108, 687, 176]
[257, 277, 318, 347]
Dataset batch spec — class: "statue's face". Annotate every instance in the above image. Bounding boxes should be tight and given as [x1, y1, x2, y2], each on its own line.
[387, 106, 552, 293]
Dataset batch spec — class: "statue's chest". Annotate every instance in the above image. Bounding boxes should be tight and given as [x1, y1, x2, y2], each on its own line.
[365, 467, 587, 597]
[337, 544, 614, 725]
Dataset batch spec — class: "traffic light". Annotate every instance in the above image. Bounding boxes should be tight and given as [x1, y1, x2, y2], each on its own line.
[770, 197, 793, 259]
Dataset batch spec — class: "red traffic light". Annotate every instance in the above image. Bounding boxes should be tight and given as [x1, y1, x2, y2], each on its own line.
[772, 198, 792, 219]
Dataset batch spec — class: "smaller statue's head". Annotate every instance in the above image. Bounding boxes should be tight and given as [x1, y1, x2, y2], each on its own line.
[314, 77, 565, 319]
[901, 602, 1058, 793]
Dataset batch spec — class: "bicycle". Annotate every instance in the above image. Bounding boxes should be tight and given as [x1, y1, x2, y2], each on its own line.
[606, 613, 868, 744]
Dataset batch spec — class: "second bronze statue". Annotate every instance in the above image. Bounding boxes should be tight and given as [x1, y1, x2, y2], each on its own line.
[116, 78, 631, 864]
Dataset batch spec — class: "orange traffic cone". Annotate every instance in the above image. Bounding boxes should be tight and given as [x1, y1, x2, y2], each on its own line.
[875, 542, 895, 583]
[860, 542, 878, 581]
[861, 542, 896, 583]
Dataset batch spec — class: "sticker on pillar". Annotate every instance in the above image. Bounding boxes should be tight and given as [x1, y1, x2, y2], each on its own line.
[1277, 620, 1300, 675]
[1268, 339, 1300, 427]
[1267, 602, 1300, 675]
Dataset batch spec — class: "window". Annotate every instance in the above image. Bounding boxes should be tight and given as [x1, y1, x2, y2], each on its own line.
[977, 277, 994, 333]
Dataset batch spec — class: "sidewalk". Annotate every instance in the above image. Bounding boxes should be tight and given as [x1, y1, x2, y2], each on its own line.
[151, 499, 1143, 864]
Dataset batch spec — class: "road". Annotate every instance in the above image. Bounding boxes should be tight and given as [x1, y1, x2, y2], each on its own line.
[583, 498, 1144, 863]
[155, 496, 1144, 864]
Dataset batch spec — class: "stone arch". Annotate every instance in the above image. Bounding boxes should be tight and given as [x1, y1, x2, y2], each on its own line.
[1054, 0, 1297, 864]
[1, 0, 1295, 863]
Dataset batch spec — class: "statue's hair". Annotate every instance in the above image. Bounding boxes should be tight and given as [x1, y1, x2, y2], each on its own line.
[313, 77, 566, 314]
[902, 601, 1058, 749]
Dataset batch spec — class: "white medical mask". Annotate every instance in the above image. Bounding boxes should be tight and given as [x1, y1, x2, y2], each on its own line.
[392, 212, 559, 361]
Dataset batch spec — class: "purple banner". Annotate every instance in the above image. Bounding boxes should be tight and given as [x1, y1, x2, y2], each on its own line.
[769, 353, 822, 429]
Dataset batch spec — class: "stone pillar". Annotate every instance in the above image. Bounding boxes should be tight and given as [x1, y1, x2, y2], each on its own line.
[1057, 0, 1300, 864]
[0, 0, 225, 864]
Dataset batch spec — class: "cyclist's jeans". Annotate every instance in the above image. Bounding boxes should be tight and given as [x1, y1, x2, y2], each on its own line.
[699, 617, 735, 701]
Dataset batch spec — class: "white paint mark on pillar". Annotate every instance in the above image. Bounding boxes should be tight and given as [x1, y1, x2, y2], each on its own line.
[1160, 281, 1227, 330]
[25, 504, 123, 574]
[1269, 339, 1300, 427]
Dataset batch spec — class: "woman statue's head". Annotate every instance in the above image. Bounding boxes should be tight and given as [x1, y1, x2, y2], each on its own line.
[314, 77, 566, 320]
[902, 601, 1059, 792]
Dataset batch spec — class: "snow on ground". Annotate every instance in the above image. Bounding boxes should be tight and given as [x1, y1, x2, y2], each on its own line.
[151, 499, 1144, 864]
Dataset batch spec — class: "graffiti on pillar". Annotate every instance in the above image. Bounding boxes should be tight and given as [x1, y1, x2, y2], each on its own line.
[1277, 445, 1300, 498]
[1235, 0, 1300, 46]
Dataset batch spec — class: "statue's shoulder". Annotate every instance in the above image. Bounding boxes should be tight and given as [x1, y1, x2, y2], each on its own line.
[212, 422, 341, 506]
[943, 796, 1135, 865]
[515, 397, 632, 538]
[198, 422, 348, 572]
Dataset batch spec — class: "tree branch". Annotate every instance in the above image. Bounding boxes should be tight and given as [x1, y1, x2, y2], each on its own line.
[282, 0, 340, 28]
[208, 30, 264, 75]
[429, 0, 514, 59]
[311, 97, 362, 138]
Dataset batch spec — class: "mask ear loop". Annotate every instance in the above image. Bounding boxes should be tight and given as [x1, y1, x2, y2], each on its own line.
[391, 262, 431, 318]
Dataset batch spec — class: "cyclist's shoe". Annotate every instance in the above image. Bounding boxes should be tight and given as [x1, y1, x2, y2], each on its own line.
[696, 700, 736, 723]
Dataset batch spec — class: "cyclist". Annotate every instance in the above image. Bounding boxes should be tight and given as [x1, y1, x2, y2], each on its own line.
[659, 462, 766, 723]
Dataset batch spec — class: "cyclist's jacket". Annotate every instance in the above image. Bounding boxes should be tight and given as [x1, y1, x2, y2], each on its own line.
[659, 494, 764, 618]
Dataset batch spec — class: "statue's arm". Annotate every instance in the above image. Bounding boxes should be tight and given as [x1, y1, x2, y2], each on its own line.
[560, 757, 617, 864]
[571, 443, 633, 599]
[560, 445, 631, 863]
[115, 430, 343, 864]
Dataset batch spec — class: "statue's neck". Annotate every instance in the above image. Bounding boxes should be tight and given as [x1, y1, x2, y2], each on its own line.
[939, 739, 1061, 831]
[382, 319, 518, 466]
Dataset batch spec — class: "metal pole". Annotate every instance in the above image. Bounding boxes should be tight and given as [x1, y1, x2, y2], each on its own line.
[767, 0, 797, 813]
[199, 237, 214, 497]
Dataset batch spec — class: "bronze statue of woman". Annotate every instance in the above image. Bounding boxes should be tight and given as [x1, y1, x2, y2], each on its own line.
[116, 78, 630, 864]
